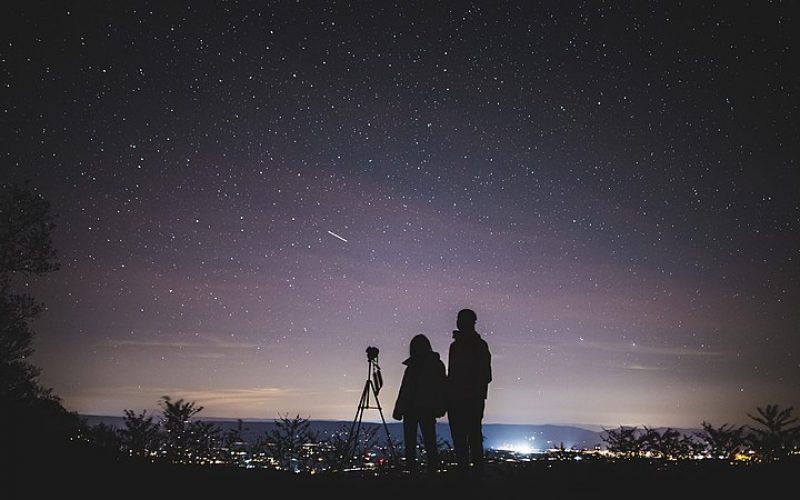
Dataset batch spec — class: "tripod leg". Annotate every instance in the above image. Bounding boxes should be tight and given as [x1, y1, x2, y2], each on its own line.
[343, 379, 371, 468]
[371, 380, 398, 466]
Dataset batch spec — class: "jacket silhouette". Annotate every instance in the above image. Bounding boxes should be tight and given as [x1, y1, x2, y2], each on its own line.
[447, 308, 492, 476]
[448, 330, 492, 402]
[392, 334, 446, 472]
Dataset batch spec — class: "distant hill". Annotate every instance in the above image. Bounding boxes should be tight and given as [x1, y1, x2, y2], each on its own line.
[80, 415, 623, 450]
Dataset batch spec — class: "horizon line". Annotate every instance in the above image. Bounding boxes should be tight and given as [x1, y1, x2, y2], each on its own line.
[78, 413, 705, 430]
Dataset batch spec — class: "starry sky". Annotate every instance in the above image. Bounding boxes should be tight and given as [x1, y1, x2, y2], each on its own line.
[3, 1, 798, 429]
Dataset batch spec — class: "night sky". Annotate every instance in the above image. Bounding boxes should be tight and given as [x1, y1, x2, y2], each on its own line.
[3, 1, 798, 428]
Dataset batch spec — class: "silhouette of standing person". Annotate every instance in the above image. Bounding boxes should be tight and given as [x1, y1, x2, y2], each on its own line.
[447, 308, 492, 477]
[392, 334, 447, 473]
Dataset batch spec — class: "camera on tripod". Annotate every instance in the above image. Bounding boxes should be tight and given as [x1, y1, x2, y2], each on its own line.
[366, 346, 379, 362]
[341, 345, 396, 468]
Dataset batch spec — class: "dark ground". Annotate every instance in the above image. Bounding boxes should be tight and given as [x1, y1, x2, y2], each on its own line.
[7, 442, 796, 500]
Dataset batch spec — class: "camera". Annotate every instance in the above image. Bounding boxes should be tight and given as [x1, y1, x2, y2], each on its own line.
[366, 346, 379, 362]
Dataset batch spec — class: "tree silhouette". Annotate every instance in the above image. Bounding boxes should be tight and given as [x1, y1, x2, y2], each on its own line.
[0, 183, 59, 276]
[746, 404, 800, 461]
[695, 422, 747, 459]
[0, 183, 78, 467]
[601, 426, 644, 458]
[339, 422, 384, 470]
[120, 409, 161, 459]
[81, 421, 123, 458]
[158, 395, 209, 463]
[0, 183, 60, 402]
[264, 413, 318, 472]
[222, 418, 250, 466]
[321, 424, 352, 471]
[640, 427, 695, 459]
[190, 420, 222, 463]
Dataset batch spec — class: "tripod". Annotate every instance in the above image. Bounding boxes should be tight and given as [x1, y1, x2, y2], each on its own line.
[342, 347, 397, 469]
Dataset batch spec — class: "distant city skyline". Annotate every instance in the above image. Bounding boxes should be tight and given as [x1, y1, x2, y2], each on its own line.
[5, 2, 798, 428]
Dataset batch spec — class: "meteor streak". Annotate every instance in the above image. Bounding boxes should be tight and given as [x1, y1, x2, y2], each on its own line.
[327, 230, 348, 243]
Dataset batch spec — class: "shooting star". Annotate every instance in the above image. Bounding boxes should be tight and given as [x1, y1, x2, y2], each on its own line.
[327, 230, 348, 243]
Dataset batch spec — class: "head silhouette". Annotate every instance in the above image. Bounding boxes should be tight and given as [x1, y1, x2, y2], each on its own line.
[409, 333, 433, 358]
[456, 308, 477, 332]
